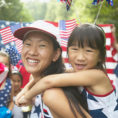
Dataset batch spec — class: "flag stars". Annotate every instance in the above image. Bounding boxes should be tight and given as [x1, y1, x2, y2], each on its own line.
[0, 40, 4, 44]
[1, 24, 5, 28]
[5, 45, 10, 49]
[6, 21, 10, 25]
[11, 42, 15, 46]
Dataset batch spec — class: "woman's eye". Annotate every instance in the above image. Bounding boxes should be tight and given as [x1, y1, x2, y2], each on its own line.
[24, 41, 31, 46]
[39, 44, 46, 47]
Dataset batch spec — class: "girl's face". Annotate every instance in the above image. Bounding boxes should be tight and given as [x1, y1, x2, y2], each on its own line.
[68, 45, 100, 72]
[12, 74, 22, 92]
[21, 32, 58, 76]
[0, 55, 9, 68]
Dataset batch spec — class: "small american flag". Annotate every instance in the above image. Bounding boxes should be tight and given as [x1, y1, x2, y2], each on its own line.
[59, 19, 77, 47]
[5, 42, 21, 66]
[58, 0, 72, 10]
[0, 26, 17, 44]
[0, 24, 23, 53]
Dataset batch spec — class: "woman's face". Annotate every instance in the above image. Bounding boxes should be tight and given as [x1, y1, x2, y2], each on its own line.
[21, 32, 57, 76]
[68, 45, 100, 72]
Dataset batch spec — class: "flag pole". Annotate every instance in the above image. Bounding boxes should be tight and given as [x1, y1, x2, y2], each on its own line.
[94, 1, 104, 24]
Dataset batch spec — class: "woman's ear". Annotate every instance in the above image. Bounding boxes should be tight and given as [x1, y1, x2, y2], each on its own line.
[52, 48, 61, 62]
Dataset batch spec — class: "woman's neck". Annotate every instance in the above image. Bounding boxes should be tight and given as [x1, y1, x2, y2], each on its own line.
[32, 74, 42, 83]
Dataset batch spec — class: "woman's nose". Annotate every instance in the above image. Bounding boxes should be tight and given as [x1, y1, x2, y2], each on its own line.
[29, 45, 38, 55]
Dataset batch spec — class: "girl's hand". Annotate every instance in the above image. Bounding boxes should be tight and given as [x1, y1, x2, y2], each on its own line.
[15, 92, 24, 106]
[18, 95, 33, 106]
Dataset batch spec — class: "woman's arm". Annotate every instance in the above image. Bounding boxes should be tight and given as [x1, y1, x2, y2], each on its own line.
[42, 88, 91, 118]
[22, 69, 107, 101]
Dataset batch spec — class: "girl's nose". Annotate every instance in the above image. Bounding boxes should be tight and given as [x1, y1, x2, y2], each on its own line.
[75, 51, 85, 61]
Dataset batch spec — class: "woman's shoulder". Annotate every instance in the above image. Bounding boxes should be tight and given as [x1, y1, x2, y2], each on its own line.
[42, 88, 64, 103]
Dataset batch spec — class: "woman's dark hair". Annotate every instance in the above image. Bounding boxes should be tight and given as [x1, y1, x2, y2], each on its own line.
[63, 87, 89, 118]
[42, 34, 65, 76]
[0, 51, 12, 78]
[12, 71, 23, 85]
[23, 30, 89, 118]
[67, 23, 106, 72]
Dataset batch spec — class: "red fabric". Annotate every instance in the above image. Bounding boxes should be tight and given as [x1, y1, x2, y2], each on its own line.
[0, 62, 5, 74]
[16, 63, 30, 88]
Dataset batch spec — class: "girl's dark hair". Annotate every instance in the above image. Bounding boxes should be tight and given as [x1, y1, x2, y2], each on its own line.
[12, 71, 23, 85]
[67, 23, 106, 71]
[24, 30, 89, 118]
[0, 51, 12, 78]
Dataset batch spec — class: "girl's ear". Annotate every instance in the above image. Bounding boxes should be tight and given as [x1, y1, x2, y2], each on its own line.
[52, 48, 61, 62]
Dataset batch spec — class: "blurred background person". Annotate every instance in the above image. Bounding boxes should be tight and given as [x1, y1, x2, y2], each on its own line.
[0, 51, 14, 118]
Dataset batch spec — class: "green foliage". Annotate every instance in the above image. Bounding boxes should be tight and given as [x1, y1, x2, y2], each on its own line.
[0, 0, 33, 22]
[25, 0, 48, 20]
[1, 0, 118, 39]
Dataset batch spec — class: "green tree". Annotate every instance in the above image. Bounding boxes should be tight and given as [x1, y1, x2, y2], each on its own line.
[0, 0, 33, 22]
[21, 0, 118, 40]
[25, 0, 47, 21]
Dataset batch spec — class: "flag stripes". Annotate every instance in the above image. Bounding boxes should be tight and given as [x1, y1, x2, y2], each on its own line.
[0, 27, 17, 44]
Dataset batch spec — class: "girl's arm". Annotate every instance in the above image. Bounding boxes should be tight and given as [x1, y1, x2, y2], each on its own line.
[22, 69, 107, 102]
[8, 81, 14, 110]
[42, 88, 91, 118]
[15, 75, 35, 106]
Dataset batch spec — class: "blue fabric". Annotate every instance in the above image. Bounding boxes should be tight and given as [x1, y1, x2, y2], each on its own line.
[0, 79, 12, 107]
[0, 106, 12, 118]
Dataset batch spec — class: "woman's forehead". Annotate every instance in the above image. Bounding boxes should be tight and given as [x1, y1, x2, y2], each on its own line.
[24, 32, 52, 43]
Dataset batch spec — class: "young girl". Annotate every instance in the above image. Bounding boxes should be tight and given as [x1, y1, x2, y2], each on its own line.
[0, 51, 14, 118]
[14, 21, 91, 118]
[17, 23, 118, 118]
[12, 70, 24, 118]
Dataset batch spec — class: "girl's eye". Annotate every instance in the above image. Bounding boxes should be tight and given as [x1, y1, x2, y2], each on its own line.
[85, 48, 95, 53]
[69, 46, 78, 51]
[86, 49, 93, 52]
[39, 44, 46, 47]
